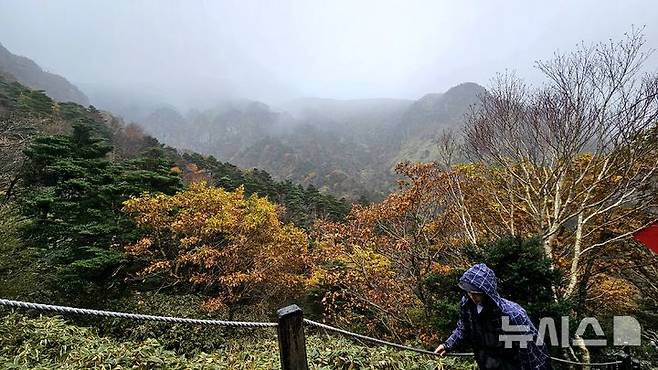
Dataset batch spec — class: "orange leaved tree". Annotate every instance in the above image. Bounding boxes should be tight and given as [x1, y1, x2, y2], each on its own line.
[123, 182, 309, 315]
[309, 162, 484, 341]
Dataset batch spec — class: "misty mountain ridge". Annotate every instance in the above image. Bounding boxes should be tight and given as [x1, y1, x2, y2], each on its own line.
[0, 43, 89, 106]
[398, 82, 485, 136]
[0, 41, 483, 200]
[134, 82, 485, 199]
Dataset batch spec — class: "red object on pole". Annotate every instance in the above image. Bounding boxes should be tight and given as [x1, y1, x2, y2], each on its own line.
[633, 222, 658, 254]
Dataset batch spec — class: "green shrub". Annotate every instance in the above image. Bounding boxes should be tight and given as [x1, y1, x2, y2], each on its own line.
[96, 292, 262, 355]
[0, 204, 53, 301]
[1, 313, 190, 369]
[0, 313, 476, 369]
[423, 269, 464, 337]
[424, 236, 570, 345]
[305, 335, 476, 370]
[463, 236, 569, 321]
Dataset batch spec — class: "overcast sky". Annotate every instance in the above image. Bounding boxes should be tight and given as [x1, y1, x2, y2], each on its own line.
[1, 0, 658, 107]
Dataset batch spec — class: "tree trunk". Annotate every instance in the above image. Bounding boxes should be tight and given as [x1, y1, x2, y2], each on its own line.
[572, 335, 591, 369]
[565, 212, 585, 298]
[3, 175, 20, 202]
[543, 229, 560, 300]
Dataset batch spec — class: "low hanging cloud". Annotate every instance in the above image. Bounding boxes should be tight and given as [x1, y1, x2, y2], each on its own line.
[1, 0, 657, 110]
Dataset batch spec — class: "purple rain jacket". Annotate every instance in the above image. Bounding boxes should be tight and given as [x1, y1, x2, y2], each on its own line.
[444, 263, 552, 370]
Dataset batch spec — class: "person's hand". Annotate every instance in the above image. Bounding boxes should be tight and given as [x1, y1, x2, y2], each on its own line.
[434, 344, 446, 356]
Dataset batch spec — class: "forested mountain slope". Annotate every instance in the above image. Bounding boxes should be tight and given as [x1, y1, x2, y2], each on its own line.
[0, 33, 481, 202]
[0, 43, 89, 106]
[0, 75, 349, 230]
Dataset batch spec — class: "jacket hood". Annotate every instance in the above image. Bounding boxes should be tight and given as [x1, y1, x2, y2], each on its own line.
[459, 263, 502, 305]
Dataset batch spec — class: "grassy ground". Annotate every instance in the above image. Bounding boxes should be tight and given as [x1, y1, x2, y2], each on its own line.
[0, 313, 476, 370]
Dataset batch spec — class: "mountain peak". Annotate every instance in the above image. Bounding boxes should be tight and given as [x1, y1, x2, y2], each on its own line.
[443, 82, 486, 98]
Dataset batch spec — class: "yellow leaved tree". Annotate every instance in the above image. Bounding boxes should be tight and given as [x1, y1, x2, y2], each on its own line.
[123, 182, 309, 315]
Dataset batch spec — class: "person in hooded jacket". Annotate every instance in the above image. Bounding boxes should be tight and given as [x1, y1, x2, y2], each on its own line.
[434, 263, 552, 370]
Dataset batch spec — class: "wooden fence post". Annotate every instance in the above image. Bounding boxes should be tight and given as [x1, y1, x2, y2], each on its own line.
[277, 304, 308, 370]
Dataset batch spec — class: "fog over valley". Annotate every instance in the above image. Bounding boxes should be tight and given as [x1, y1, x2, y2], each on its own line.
[2, 0, 657, 199]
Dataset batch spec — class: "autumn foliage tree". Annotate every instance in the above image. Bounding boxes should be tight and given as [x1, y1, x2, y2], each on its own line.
[308, 31, 658, 347]
[123, 182, 310, 315]
[462, 31, 658, 309]
[308, 161, 569, 344]
[309, 162, 480, 341]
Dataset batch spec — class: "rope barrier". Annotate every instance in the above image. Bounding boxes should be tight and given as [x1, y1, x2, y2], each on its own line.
[0, 298, 277, 328]
[304, 318, 623, 366]
[304, 318, 474, 357]
[0, 298, 627, 366]
[548, 356, 622, 366]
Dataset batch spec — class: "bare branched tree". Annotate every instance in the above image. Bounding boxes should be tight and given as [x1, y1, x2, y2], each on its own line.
[434, 128, 463, 169]
[0, 114, 68, 201]
[464, 30, 658, 299]
[0, 115, 37, 201]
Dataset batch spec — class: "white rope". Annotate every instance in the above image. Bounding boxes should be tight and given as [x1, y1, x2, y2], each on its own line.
[0, 298, 277, 328]
[0, 298, 626, 366]
[304, 318, 474, 357]
[549, 355, 622, 366]
[304, 318, 623, 366]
